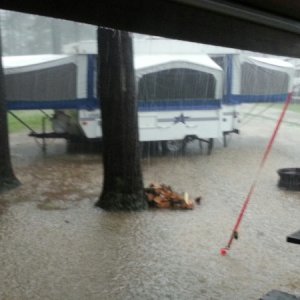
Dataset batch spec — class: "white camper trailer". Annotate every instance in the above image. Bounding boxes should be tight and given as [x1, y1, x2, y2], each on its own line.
[211, 53, 295, 145]
[229, 55, 295, 104]
[134, 37, 241, 145]
[75, 53, 224, 152]
[4, 52, 223, 153]
[135, 54, 223, 151]
[3, 54, 96, 112]
[4, 38, 295, 154]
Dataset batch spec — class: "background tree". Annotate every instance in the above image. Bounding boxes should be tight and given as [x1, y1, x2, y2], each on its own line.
[0, 10, 96, 55]
[95, 27, 147, 211]
[0, 28, 20, 193]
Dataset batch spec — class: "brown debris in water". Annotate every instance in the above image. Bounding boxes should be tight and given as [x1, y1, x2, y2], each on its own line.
[144, 183, 198, 209]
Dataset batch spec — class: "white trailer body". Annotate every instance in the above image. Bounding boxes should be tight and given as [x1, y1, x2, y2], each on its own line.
[4, 53, 224, 145]
[3, 39, 294, 149]
[219, 54, 295, 139]
[79, 54, 224, 142]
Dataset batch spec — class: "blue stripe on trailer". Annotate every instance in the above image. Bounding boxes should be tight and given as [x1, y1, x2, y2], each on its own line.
[8, 94, 286, 111]
[7, 98, 99, 110]
[7, 98, 221, 111]
[226, 93, 289, 104]
[138, 99, 222, 111]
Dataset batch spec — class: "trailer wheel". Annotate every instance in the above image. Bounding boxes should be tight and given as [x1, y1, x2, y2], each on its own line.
[161, 140, 184, 154]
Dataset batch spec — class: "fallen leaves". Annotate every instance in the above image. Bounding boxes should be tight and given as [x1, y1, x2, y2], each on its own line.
[144, 183, 201, 210]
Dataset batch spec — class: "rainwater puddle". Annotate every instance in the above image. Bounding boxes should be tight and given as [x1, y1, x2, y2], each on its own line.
[0, 124, 300, 300]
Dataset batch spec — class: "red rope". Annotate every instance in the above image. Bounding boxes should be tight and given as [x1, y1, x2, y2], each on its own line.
[221, 93, 293, 255]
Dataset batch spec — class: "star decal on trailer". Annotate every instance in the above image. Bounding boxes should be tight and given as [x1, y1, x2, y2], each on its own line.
[174, 113, 190, 124]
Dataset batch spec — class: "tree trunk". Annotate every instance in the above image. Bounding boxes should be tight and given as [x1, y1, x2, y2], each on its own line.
[95, 27, 147, 211]
[0, 29, 20, 193]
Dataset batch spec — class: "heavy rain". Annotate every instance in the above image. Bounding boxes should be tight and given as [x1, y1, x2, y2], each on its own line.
[0, 10, 300, 300]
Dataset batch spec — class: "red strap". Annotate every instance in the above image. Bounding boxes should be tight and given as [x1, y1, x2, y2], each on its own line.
[223, 93, 293, 252]
[260, 94, 293, 168]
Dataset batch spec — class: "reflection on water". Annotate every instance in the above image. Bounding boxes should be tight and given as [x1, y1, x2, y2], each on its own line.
[1, 122, 300, 299]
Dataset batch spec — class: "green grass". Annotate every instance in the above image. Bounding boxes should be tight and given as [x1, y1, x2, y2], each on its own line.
[268, 103, 300, 114]
[248, 103, 300, 114]
[8, 103, 300, 134]
[284, 103, 300, 113]
[8, 110, 53, 133]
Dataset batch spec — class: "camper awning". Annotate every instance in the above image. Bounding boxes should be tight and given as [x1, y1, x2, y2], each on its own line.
[135, 54, 222, 72]
[3, 55, 76, 74]
[243, 56, 295, 74]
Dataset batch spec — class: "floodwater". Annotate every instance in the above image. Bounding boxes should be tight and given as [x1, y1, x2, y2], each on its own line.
[1, 107, 300, 300]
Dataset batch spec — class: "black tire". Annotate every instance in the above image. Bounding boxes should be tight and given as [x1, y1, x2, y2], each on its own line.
[161, 140, 184, 154]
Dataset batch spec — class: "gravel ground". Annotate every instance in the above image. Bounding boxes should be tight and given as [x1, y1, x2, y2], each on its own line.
[0, 107, 300, 300]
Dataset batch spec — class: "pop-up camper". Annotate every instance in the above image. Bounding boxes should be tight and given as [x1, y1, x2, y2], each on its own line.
[3, 38, 295, 153]
[230, 55, 295, 104]
[4, 54, 97, 111]
[3, 51, 223, 153]
[135, 54, 223, 151]
[210, 53, 295, 145]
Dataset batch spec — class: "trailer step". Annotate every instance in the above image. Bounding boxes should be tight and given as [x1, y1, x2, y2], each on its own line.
[29, 132, 70, 139]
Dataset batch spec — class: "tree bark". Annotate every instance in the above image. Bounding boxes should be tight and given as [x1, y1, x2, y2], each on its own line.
[0, 29, 20, 193]
[95, 27, 147, 211]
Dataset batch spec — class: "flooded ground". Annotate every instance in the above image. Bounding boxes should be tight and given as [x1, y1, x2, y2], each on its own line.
[0, 107, 300, 300]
